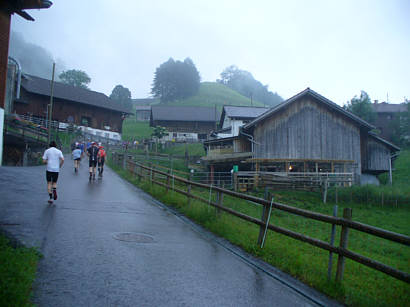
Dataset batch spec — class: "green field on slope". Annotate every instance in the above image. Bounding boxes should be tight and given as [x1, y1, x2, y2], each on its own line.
[160, 82, 265, 111]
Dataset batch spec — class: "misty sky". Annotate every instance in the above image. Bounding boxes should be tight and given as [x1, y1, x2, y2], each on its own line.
[10, 0, 410, 105]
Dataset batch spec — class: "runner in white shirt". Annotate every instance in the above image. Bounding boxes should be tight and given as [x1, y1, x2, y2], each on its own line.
[42, 141, 64, 204]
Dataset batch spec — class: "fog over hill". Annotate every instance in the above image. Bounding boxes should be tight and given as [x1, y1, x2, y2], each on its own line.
[8, 31, 66, 80]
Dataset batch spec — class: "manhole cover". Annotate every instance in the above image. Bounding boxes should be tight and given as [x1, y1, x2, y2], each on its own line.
[112, 232, 154, 243]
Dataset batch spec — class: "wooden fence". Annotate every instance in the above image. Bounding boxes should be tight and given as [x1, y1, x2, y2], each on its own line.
[111, 153, 410, 284]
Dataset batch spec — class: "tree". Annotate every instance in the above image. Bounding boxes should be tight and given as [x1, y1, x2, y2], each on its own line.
[110, 85, 132, 111]
[59, 69, 91, 89]
[217, 65, 283, 106]
[151, 57, 200, 103]
[151, 126, 168, 152]
[343, 91, 376, 124]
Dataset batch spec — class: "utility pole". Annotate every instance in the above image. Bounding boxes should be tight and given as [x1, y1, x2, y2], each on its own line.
[48, 62, 56, 144]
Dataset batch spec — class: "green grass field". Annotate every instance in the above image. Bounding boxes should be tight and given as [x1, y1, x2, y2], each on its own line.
[161, 82, 265, 111]
[121, 119, 154, 142]
[0, 234, 40, 307]
[108, 150, 410, 307]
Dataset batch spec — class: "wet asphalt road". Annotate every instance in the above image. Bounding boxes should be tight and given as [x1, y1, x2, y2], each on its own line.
[0, 162, 341, 307]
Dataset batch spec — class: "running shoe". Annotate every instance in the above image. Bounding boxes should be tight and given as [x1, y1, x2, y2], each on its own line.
[53, 189, 57, 200]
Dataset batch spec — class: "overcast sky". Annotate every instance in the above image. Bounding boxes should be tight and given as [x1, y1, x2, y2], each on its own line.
[10, 0, 410, 105]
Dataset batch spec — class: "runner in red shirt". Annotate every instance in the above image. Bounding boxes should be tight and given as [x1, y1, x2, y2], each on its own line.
[98, 145, 107, 177]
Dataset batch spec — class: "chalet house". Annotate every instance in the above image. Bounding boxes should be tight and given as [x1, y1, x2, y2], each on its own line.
[11, 74, 129, 137]
[204, 88, 399, 184]
[135, 106, 151, 121]
[150, 105, 218, 142]
[214, 106, 269, 138]
[372, 101, 408, 142]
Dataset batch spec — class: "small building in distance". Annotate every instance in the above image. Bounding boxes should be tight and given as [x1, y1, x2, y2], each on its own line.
[372, 101, 408, 142]
[214, 105, 270, 138]
[150, 105, 218, 142]
[135, 106, 151, 121]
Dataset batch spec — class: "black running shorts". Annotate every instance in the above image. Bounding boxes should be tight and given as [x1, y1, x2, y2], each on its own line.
[89, 160, 97, 167]
[98, 157, 105, 167]
[46, 171, 59, 183]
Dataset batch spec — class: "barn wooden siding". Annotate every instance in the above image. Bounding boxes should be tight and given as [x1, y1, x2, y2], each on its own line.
[15, 89, 124, 133]
[253, 97, 362, 176]
[363, 138, 390, 172]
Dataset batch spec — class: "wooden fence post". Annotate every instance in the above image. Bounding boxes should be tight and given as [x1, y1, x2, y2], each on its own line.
[137, 164, 142, 182]
[336, 207, 352, 282]
[323, 179, 328, 204]
[216, 182, 224, 217]
[166, 170, 170, 194]
[327, 205, 338, 280]
[187, 173, 192, 206]
[233, 173, 238, 192]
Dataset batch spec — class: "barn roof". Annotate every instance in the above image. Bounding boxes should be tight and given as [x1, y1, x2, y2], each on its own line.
[243, 88, 375, 131]
[20, 74, 130, 113]
[151, 105, 219, 122]
[372, 102, 407, 113]
[220, 105, 269, 128]
[223, 105, 270, 118]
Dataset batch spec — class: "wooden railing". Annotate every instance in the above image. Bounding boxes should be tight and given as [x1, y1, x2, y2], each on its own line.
[111, 153, 410, 284]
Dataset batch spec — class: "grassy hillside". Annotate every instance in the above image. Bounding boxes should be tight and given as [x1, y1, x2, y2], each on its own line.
[122, 119, 153, 141]
[163, 82, 265, 111]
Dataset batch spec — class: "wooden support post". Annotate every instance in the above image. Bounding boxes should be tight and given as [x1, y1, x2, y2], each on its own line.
[254, 162, 259, 189]
[210, 165, 214, 185]
[233, 172, 238, 192]
[336, 208, 352, 282]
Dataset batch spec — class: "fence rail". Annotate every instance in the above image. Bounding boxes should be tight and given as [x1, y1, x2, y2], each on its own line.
[111, 153, 410, 284]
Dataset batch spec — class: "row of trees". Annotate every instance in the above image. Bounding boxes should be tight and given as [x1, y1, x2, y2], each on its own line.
[217, 65, 283, 106]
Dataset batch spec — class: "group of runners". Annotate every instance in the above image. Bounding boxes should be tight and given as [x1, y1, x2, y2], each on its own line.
[42, 140, 107, 205]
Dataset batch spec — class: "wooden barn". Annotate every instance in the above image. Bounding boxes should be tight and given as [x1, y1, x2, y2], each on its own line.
[12, 74, 129, 134]
[135, 106, 151, 121]
[150, 105, 218, 142]
[204, 88, 399, 184]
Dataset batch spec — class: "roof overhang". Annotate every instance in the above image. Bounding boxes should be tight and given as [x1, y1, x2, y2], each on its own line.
[368, 132, 400, 152]
[1, 0, 52, 21]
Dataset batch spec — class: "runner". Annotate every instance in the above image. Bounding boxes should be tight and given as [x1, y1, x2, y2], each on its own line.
[97, 145, 106, 177]
[72, 145, 82, 173]
[87, 142, 99, 181]
[42, 141, 64, 204]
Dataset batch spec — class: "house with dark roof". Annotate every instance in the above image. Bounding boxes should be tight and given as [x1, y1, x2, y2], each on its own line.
[150, 105, 218, 142]
[214, 105, 269, 138]
[12, 74, 129, 134]
[372, 101, 408, 142]
[203, 88, 399, 184]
